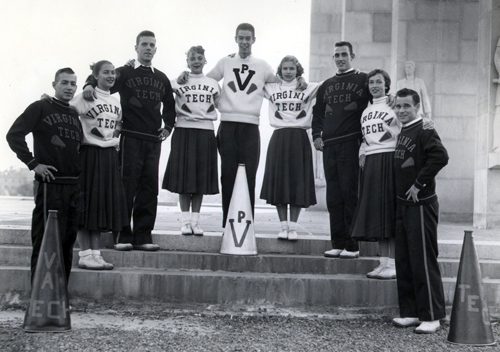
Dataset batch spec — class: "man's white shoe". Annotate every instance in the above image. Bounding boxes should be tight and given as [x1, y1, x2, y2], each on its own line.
[278, 229, 288, 240]
[415, 320, 440, 334]
[339, 249, 359, 259]
[287, 230, 298, 241]
[324, 249, 343, 258]
[392, 317, 420, 327]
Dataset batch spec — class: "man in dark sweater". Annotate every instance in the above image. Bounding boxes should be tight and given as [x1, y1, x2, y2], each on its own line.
[6, 68, 82, 285]
[392, 88, 448, 334]
[83, 30, 176, 251]
[312, 41, 369, 259]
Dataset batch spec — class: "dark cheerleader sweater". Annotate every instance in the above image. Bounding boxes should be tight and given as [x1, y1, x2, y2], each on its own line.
[394, 119, 449, 206]
[312, 69, 369, 146]
[87, 65, 176, 142]
[6, 98, 82, 184]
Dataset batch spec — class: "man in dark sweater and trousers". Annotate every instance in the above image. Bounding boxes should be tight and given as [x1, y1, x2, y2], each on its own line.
[392, 88, 448, 334]
[83, 30, 176, 251]
[6, 68, 82, 285]
[312, 41, 369, 259]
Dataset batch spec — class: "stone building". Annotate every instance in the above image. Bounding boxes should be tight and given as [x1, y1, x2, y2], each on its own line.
[309, 0, 500, 228]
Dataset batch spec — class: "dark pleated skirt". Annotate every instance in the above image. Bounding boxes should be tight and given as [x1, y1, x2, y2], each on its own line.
[351, 151, 396, 241]
[78, 145, 128, 231]
[162, 127, 219, 195]
[260, 128, 316, 207]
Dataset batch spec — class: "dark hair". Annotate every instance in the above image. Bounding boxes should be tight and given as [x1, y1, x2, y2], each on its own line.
[136, 30, 155, 45]
[90, 60, 113, 77]
[54, 67, 75, 81]
[367, 68, 391, 94]
[276, 55, 304, 79]
[235, 23, 255, 37]
[335, 41, 353, 55]
[396, 88, 420, 105]
[187, 45, 205, 57]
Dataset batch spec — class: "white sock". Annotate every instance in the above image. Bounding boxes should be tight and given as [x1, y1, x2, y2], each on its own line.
[380, 257, 388, 267]
[79, 249, 92, 257]
[387, 258, 395, 267]
[191, 212, 200, 226]
[181, 211, 190, 226]
[289, 221, 297, 231]
[280, 221, 288, 231]
[91, 250, 101, 256]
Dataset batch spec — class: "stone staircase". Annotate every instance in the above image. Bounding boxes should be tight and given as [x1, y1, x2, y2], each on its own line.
[1, 225, 500, 312]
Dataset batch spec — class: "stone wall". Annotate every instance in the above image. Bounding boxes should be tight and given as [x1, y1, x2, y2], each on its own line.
[393, 0, 478, 222]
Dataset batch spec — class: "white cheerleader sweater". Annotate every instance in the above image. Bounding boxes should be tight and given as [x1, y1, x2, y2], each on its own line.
[264, 79, 321, 129]
[207, 54, 275, 125]
[359, 96, 401, 156]
[171, 73, 220, 130]
[70, 87, 122, 148]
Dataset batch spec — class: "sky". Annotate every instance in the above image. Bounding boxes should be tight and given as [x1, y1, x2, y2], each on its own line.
[0, 0, 312, 171]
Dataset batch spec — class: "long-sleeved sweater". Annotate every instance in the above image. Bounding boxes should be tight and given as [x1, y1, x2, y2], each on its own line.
[171, 73, 220, 130]
[264, 79, 321, 129]
[86, 64, 176, 142]
[6, 98, 82, 184]
[312, 69, 369, 145]
[207, 53, 275, 125]
[71, 87, 122, 147]
[394, 118, 448, 206]
[358, 96, 401, 156]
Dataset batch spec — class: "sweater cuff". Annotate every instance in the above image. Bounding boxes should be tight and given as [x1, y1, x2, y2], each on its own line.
[312, 133, 322, 141]
[27, 158, 39, 171]
[414, 180, 425, 190]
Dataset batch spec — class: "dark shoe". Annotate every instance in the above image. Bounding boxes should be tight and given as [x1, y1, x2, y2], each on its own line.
[114, 243, 133, 251]
[133, 243, 160, 251]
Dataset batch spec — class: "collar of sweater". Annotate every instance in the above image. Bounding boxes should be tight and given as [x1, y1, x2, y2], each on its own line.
[280, 78, 298, 88]
[188, 73, 205, 79]
[336, 68, 356, 76]
[402, 117, 422, 128]
[95, 87, 111, 96]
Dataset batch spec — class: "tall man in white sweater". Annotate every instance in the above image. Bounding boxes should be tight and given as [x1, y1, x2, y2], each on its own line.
[208, 23, 277, 226]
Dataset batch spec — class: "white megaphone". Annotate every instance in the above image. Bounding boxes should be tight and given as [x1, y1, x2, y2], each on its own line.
[220, 164, 257, 255]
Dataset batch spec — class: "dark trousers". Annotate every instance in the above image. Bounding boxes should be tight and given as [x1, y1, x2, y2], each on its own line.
[31, 181, 80, 284]
[217, 121, 260, 227]
[117, 136, 161, 245]
[322, 138, 360, 251]
[395, 200, 446, 321]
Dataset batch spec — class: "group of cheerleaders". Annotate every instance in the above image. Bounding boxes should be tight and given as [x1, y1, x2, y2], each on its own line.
[73, 46, 401, 280]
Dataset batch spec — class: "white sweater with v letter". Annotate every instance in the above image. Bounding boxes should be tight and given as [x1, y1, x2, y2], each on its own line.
[207, 53, 274, 125]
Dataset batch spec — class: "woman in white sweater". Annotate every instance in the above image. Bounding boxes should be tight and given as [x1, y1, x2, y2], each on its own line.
[71, 60, 128, 270]
[261, 56, 321, 241]
[162, 46, 220, 236]
[350, 69, 399, 279]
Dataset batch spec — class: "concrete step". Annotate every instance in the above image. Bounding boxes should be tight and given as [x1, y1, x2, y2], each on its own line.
[2, 266, 500, 309]
[3, 244, 500, 279]
[3, 225, 500, 259]
[0, 225, 378, 256]
[0, 266, 399, 307]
